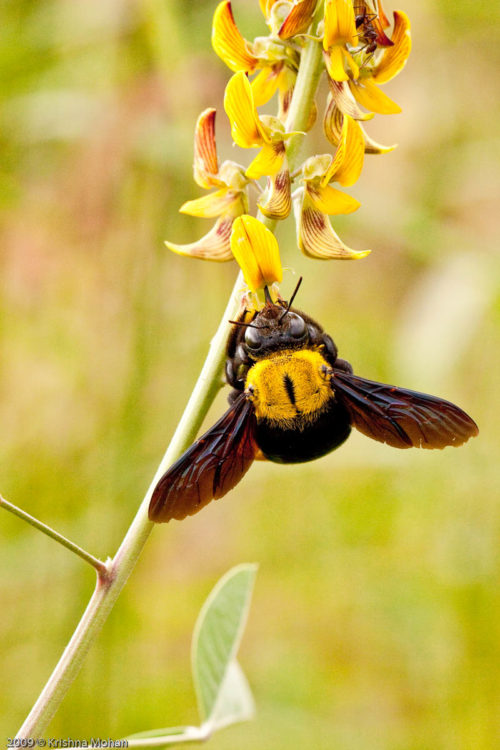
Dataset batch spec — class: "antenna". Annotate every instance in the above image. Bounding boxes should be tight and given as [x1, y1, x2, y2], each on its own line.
[228, 320, 259, 329]
[279, 277, 303, 321]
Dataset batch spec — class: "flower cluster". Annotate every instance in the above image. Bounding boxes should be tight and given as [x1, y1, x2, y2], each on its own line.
[166, 0, 411, 277]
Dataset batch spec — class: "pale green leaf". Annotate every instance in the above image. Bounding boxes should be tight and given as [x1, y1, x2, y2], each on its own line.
[210, 659, 256, 729]
[191, 563, 257, 723]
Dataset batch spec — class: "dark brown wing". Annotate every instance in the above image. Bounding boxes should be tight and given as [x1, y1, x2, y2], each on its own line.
[149, 393, 257, 522]
[332, 370, 478, 449]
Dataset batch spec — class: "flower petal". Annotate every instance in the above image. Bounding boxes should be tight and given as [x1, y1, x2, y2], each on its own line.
[246, 141, 285, 179]
[193, 108, 222, 189]
[278, 0, 318, 39]
[372, 11, 411, 84]
[324, 47, 359, 82]
[251, 66, 280, 107]
[349, 77, 401, 114]
[373, 17, 394, 47]
[258, 165, 291, 220]
[328, 79, 374, 120]
[295, 191, 370, 259]
[322, 114, 348, 182]
[231, 215, 283, 291]
[259, 0, 279, 20]
[375, 0, 391, 29]
[179, 188, 235, 218]
[324, 96, 396, 154]
[307, 184, 360, 215]
[165, 215, 234, 261]
[323, 0, 357, 48]
[212, 1, 259, 73]
[355, 0, 393, 47]
[359, 121, 397, 154]
[330, 115, 365, 187]
[323, 96, 343, 146]
[321, 114, 365, 187]
[277, 66, 297, 122]
[224, 72, 268, 147]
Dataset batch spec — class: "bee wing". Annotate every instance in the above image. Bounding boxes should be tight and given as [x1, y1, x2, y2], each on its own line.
[148, 393, 257, 522]
[332, 370, 478, 449]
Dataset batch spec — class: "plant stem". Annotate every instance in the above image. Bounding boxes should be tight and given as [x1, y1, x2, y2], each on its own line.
[285, 4, 325, 165]
[15, 26, 325, 740]
[15, 273, 244, 739]
[0, 495, 109, 577]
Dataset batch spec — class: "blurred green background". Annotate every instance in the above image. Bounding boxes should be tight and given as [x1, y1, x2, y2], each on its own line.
[1, 0, 499, 747]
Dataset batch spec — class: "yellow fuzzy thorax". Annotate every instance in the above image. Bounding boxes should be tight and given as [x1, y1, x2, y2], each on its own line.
[245, 348, 332, 426]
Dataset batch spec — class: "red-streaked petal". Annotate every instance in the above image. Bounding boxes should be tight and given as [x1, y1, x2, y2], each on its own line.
[376, 0, 391, 29]
[324, 98, 396, 154]
[296, 191, 370, 259]
[258, 164, 291, 220]
[278, 0, 318, 39]
[367, 0, 394, 46]
[165, 215, 235, 261]
[328, 79, 374, 120]
[193, 108, 221, 189]
[323, 96, 343, 147]
[212, 1, 259, 73]
[277, 66, 298, 122]
[372, 11, 411, 84]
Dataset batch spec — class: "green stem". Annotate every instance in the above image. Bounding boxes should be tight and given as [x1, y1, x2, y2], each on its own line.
[15, 273, 244, 739]
[15, 23, 325, 741]
[0, 495, 109, 577]
[285, 6, 324, 169]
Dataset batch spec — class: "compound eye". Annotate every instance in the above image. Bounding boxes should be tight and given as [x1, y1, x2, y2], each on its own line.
[244, 325, 262, 351]
[288, 313, 307, 340]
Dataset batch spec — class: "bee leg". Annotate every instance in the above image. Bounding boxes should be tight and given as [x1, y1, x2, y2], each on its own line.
[334, 357, 353, 374]
[227, 388, 243, 405]
[225, 359, 245, 390]
[319, 333, 339, 367]
[225, 359, 237, 388]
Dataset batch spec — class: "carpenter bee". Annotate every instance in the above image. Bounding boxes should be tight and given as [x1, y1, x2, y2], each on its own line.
[149, 283, 478, 522]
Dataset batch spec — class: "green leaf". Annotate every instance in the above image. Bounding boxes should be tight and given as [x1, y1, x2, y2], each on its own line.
[210, 659, 255, 729]
[124, 725, 210, 746]
[191, 563, 257, 724]
[125, 726, 190, 740]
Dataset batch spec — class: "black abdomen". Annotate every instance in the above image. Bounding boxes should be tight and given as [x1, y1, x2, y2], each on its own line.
[255, 399, 352, 464]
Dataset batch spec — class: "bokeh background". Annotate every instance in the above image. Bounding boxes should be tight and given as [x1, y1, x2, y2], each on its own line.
[1, 0, 499, 747]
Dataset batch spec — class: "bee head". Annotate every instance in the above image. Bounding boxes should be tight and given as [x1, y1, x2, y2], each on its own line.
[242, 280, 308, 357]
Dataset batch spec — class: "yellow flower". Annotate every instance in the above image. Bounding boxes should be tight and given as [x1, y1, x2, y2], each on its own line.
[212, 1, 259, 74]
[212, 0, 316, 119]
[322, 0, 360, 82]
[324, 88, 396, 154]
[274, 0, 319, 39]
[231, 215, 282, 293]
[327, 8, 412, 116]
[295, 115, 370, 259]
[224, 72, 292, 220]
[165, 108, 249, 261]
